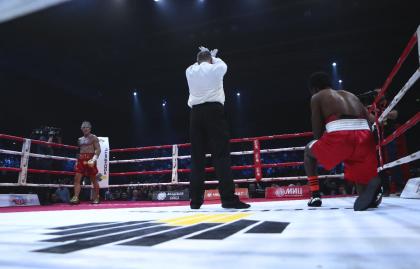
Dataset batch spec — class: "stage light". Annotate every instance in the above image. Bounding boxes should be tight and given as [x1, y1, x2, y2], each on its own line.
[162, 101, 167, 107]
[236, 92, 241, 97]
[332, 62, 337, 67]
[133, 91, 137, 96]
[339, 80, 342, 83]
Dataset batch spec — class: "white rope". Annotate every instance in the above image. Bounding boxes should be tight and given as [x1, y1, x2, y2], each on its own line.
[177, 155, 192, 160]
[378, 150, 420, 172]
[0, 183, 107, 188]
[176, 174, 344, 185]
[110, 156, 172, 164]
[378, 69, 420, 122]
[260, 174, 344, 182]
[0, 149, 77, 161]
[110, 146, 306, 163]
[0, 174, 344, 188]
[104, 182, 183, 187]
[417, 25, 420, 65]
[0, 183, 74, 187]
[28, 153, 76, 162]
[230, 151, 252, 156]
[0, 149, 23, 156]
[260, 147, 305, 153]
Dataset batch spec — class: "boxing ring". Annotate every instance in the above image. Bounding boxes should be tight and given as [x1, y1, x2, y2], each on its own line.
[0, 131, 343, 189]
[0, 26, 419, 269]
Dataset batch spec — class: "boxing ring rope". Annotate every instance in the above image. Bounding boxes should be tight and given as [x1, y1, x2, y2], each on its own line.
[108, 132, 316, 185]
[369, 26, 419, 113]
[381, 112, 420, 147]
[110, 147, 306, 164]
[0, 130, 341, 188]
[378, 150, 420, 172]
[370, 25, 420, 172]
[378, 70, 420, 123]
[0, 25, 418, 190]
[0, 149, 77, 162]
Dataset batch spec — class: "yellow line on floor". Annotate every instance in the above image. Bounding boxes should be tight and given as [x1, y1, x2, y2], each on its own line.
[159, 213, 253, 226]
[166, 214, 229, 226]
[206, 213, 252, 223]
[158, 214, 207, 224]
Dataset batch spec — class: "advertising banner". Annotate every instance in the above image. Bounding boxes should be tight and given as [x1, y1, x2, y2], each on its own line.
[204, 188, 249, 201]
[265, 186, 310, 199]
[0, 194, 40, 207]
[96, 137, 110, 188]
[152, 190, 190, 201]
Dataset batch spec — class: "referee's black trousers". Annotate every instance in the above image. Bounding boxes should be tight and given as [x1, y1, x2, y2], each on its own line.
[189, 102, 238, 204]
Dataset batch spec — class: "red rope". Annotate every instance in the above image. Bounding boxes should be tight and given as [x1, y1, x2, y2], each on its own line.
[27, 169, 76, 176]
[369, 32, 418, 113]
[261, 162, 303, 168]
[381, 112, 420, 147]
[0, 167, 21, 172]
[0, 134, 25, 142]
[110, 162, 304, 176]
[0, 134, 78, 150]
[231, 132, 313, 143]
[111, 132, 314, 153]
[30, 140, 78, 150]
[111, 144, 174, 153]
[110, 169, 172, 176]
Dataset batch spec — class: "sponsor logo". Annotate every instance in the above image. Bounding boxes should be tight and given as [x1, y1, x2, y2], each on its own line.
[274, 187, 302, 197]
[153, 191, 189, 201]
[266, 186, 310, 199]
[157, 192, 167, 201]
[205, 189, 249, 200]
[275, 188, 286, 197]
[9, 195, 27, 205]
[103, 147, 109, 176]
[96, 173, 104, 182]
[34, 213, 290, 254]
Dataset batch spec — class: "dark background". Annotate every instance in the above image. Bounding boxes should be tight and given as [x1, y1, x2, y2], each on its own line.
[0, 0, 419, 149]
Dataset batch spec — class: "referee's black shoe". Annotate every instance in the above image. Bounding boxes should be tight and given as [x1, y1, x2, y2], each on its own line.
[190, 200, 203, 210]
[222, 200, 250, 209]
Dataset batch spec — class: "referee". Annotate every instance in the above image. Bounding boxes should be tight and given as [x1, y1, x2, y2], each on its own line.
[186, 47, 250, 209]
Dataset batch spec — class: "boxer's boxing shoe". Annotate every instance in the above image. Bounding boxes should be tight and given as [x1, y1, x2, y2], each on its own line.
[308, 196, 322, 207]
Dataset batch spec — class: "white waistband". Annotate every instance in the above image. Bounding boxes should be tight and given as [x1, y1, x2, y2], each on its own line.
[325, 119, 370, 133]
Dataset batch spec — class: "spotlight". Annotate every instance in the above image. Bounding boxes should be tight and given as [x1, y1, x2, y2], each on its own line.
[133, 91, 137, 96]
[332, 62, 337, 67]
[236, 92, 241, 97]
[162, 101, 167, 107]
[339, 80, 343, 83]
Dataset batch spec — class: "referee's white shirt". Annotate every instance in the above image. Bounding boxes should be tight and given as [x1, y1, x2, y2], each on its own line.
[186, 57, 227, 108]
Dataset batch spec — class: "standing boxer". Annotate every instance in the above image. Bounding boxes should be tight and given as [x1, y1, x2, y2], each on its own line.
[70, 121, 101, 204]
